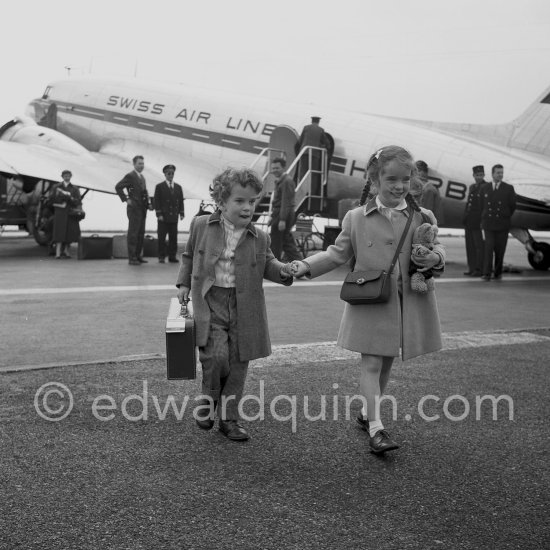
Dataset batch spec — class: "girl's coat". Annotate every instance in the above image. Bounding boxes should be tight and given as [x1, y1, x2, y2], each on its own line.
[306, 200, 445, 360]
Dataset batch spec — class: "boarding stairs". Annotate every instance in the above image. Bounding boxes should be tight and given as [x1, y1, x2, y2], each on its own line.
[248, 146, 285, 225]
[248, 145, 329, 225]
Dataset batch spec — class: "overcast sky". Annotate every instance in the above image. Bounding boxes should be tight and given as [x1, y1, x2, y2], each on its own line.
[2, 0, 550, 125]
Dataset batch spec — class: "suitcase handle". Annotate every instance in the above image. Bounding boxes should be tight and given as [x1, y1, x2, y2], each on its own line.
[180, 299, 191, 318]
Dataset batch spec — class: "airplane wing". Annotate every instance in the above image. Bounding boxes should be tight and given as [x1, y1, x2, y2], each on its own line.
[0, 117, 207, 198]
[0, 139, 154, 194]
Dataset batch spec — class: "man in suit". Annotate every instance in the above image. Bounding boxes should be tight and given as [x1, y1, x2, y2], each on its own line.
[297, 116, 330, 196]
[480, 164, 517, 281]
[115, 155, 153, 265]
[154, 164, 185, 263]
[268, 157, 303, 262]
[462, 165, 487, 276]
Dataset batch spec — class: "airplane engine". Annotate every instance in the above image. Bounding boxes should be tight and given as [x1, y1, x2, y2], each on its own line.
[0, 116, 92, 158]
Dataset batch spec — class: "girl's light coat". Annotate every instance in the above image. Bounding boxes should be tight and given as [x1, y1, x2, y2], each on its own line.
[306, 201, 445, 360]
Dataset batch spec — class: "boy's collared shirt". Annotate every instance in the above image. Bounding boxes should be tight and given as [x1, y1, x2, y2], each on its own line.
[214, 215, 246, 287]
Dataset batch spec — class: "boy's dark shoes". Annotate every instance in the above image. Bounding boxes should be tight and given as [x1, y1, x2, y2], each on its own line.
[369, 430, 399, 454]
[219, 420, 249, 441]
[195, 399, 215, 430]
[158, 257, 165, 263]
[355, 414, 370, 432]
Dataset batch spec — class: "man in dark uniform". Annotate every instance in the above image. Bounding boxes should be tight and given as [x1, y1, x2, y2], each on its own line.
[154, 164, 185, 263]
[462, 165, 486, 276]
[480, 164, 516, 281]
[297, 116, 330, 195]
[115, 155, 153, 265]
[268, 157, 303, 262]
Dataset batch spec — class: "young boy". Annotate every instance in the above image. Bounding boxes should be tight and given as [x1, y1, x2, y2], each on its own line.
[176, 168, 293, 441]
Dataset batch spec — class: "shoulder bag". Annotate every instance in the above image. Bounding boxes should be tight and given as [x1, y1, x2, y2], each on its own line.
[340, 207, 414, 305]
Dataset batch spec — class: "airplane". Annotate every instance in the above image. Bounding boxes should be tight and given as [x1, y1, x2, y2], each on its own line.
[0, 75, 549, 270]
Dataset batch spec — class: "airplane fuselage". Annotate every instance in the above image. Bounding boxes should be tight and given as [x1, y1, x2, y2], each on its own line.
[26, 76, 550, 230]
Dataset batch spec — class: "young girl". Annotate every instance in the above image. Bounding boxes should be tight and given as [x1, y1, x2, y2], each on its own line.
[176, 168, 292, 442]
[292, 146, 445, 453]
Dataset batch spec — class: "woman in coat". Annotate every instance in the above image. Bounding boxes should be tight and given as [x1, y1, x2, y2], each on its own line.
[50, 170, 83, 258]
[292, 146, 445, 454]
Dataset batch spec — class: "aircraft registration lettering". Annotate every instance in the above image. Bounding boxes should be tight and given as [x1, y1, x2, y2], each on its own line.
[106, 95, 164, 115]
[349, 159, 367, 177]
[445, 180, 467, 201]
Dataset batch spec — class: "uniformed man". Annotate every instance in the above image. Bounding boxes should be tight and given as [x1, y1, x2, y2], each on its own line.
[480, 164, 516, 281]
[115, 155, 153, 265]
[154, 164, 185, 263]
[297, 116, 330, 195]
[462, 165, 486, 276]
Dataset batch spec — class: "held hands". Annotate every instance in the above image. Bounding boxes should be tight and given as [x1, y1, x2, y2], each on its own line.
[177, 286, 190, 303]
[290, 260, 309, 278]
[278, 221, 286, 232]
[280, 263, 294, 279]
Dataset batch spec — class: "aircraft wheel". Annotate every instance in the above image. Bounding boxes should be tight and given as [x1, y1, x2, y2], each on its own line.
[33, 224, 51, 246]
[527, 241, 550, 271]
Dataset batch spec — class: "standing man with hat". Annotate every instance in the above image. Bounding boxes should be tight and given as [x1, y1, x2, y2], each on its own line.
[154, 164, 185, 263]
[297, 116, 330, 196]
[115, 155, 153, 265]
[480, 164, 516, 281]
[462, 165, 487, 276]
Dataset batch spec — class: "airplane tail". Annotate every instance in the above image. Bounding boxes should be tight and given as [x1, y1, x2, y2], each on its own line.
[413, 84, 550, 157]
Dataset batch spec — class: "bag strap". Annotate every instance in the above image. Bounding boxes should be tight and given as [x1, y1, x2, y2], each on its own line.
[387, 207, 415, 274]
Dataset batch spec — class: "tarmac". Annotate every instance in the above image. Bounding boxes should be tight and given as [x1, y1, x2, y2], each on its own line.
[0, 231, 549, 548]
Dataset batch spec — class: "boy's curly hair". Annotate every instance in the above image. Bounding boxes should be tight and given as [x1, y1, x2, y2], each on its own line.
[210, 168, 263, 204]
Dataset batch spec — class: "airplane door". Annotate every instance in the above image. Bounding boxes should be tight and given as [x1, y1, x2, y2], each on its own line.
[269, 125, 300, 179]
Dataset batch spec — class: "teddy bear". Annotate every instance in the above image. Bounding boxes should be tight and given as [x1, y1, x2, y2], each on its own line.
[409, 222, 438, 294]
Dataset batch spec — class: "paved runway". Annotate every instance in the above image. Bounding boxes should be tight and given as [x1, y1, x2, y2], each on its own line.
[1, 231, 549, 549]
[0, 232, 549, 369]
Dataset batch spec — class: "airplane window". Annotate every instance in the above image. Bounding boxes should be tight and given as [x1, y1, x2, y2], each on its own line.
[42, 86, 51, 99]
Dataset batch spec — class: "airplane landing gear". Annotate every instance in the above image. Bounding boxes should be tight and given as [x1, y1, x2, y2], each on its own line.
[527, 241, 550, 271]
[510, 227, 550, 271]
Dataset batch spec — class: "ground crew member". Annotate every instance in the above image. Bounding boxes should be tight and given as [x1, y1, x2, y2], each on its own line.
[463, 165, 486, 276]
[115, 155, 153, 265]
[154, 164, 185, 263]
[480, 164, 516, 281]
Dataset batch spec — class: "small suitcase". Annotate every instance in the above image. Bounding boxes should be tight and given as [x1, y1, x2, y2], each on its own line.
[166, 297, 197, 380]
[112, 234, 128, 258]
[78, 234, 113, 259]
[143, 234, 159, 257]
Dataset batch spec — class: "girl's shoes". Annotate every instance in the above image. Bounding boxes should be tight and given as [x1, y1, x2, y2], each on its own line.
[369, 429, 399, 454]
